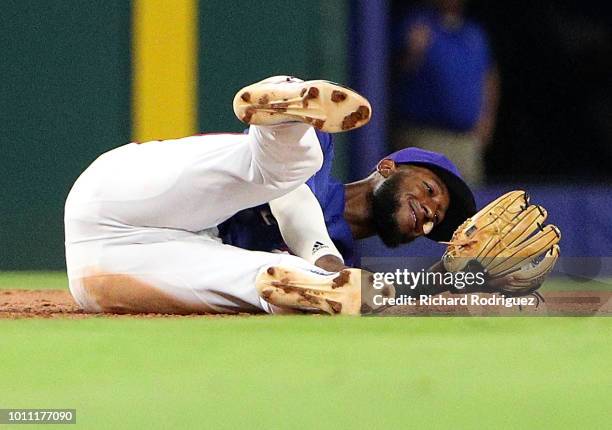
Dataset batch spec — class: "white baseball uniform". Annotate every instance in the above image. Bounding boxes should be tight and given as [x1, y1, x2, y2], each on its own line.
[64, 123, 326, 313]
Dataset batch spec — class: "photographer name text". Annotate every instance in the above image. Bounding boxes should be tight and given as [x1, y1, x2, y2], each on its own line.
[374, 294, 537, 308]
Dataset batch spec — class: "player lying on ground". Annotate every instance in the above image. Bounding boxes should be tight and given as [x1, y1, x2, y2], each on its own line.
[65, 76, 381, 315]
[64, 76, 559, 315]
[219, 133, 561, 307]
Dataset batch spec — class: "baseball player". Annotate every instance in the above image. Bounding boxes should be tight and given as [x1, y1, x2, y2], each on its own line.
[65, 76, 378, 315]
[64, 75, 477, 315]
[219, 132, 477, 270]
[65, 76, 558, 316]
[216, 129, 481, 306]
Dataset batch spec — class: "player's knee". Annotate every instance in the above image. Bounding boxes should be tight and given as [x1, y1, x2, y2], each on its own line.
[68, 278, 103, 312]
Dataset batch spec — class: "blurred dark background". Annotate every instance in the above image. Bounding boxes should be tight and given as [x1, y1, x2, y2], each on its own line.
[359, 0, 612, 263]
[391, 0, 612, 183]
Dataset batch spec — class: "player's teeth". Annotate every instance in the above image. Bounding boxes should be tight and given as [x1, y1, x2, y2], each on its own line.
[423, 222, 434, 235]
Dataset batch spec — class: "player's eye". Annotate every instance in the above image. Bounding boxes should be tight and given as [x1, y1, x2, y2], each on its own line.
[423, 181, 434, 195]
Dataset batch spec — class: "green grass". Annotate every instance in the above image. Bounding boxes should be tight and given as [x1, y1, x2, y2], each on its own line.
[1, 317, 610, 429]
[1, 272, 611, 429]
[540, 277, 612, 291]
[0, 271, 68, 290]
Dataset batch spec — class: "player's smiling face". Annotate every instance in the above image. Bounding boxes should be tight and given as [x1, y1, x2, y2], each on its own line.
[372, 164, 450, 247]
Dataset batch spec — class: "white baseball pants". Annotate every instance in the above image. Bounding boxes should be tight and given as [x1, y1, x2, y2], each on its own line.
[64, 124, 324, 313]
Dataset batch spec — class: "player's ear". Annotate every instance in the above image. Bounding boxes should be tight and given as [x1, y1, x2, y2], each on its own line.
[376, 159, 397, 178]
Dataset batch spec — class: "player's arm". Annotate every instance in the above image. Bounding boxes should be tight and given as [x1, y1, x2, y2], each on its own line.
[269, 184, 345, 272]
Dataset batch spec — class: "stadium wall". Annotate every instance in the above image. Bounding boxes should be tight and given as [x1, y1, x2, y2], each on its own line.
[0, 1, 131, 269]
[0, 0, 348, 269]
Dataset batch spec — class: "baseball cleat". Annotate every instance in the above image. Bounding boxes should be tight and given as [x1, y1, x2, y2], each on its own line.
[255, 265, 394, 315]
[233, 75, 372, 133]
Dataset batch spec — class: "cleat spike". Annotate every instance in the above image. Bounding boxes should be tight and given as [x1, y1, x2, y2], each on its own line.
[306, 87, 319, 98]
[331, 90, 347, 102]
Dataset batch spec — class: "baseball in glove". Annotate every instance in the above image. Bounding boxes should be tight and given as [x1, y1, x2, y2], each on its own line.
[442, 190, 561, 296]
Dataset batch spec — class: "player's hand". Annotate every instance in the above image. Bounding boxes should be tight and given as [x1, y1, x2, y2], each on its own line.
[314, 255, 348, 273]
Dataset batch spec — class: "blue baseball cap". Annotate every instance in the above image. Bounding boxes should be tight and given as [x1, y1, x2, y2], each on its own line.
[381, 148, 477, 242]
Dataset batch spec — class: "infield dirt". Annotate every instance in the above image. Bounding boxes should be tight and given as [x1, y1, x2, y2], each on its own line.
[1, 289, 609, 319]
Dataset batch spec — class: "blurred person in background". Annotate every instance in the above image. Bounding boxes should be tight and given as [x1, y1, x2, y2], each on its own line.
[391, 0, 499, 186]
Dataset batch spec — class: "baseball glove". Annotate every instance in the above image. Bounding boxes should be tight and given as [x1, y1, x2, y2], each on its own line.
[442, 190, 561, 296]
